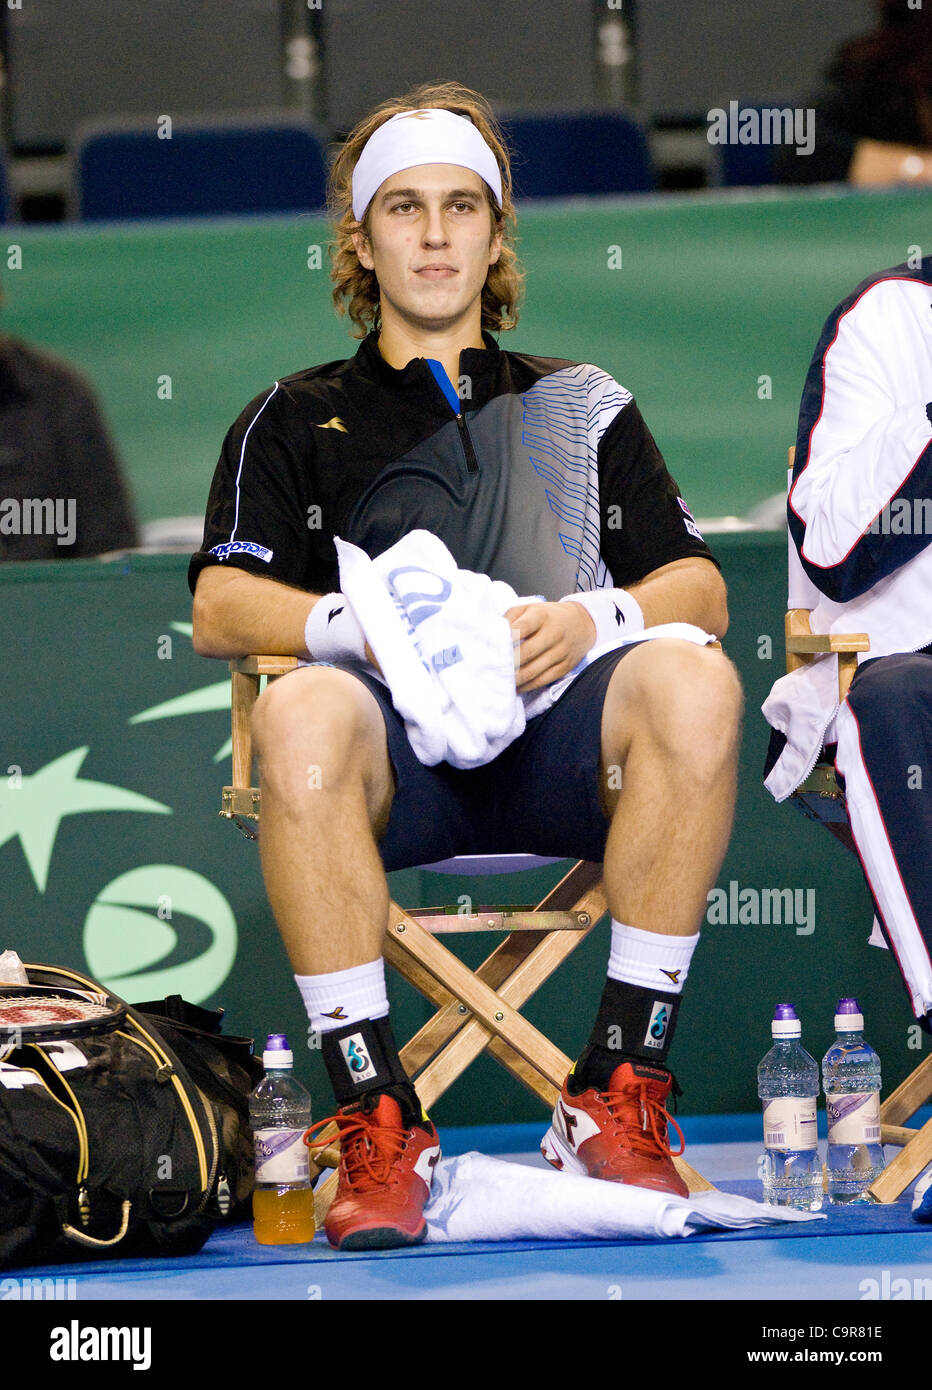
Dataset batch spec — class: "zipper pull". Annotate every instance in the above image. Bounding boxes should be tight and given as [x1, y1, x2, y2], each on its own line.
[215, 1173, 232, 1217]
[78, 1185, 91, 1228]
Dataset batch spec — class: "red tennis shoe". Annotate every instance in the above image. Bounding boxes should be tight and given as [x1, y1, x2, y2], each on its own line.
[306, 1090, 441, 1251]
[541, 1059, 688, 1197]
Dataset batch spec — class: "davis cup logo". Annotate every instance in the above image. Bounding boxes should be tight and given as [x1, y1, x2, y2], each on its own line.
[83, 864, 237, 1005]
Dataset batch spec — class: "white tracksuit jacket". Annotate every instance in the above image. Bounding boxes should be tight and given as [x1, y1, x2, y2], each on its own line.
[762, 255, 932, 1016]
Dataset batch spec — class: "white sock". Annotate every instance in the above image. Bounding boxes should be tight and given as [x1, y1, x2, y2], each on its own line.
[607, 919, 699, 994]
[296, 959, 389, 1034]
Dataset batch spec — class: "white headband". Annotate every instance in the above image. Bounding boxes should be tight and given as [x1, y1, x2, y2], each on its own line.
[351, 108, 503, 222]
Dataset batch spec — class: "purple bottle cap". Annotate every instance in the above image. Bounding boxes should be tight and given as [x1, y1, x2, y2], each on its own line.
[262, 1033, 293, 1067]
[772, 1003, 801, 1038]
[835, 997, 864, 1031]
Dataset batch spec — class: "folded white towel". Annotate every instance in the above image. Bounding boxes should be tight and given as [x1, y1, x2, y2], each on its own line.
[336, 531, 529, 768]
[422, 1152, 823, 1242]
[332, 530, 718, 769]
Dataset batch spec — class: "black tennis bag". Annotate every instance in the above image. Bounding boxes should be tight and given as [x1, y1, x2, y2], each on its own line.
[0, 964, 264, 1269]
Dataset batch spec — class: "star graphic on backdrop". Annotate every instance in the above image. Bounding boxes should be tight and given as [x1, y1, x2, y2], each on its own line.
[0, 747, 170, 892]
[128, 621, 242, 763]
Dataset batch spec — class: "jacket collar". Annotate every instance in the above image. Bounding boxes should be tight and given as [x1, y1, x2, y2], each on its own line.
[355, 328, 504, 406]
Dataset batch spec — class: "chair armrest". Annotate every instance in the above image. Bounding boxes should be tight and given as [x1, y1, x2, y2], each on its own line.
[785, 634, 871, 655]
[784, 611, 871, 702]
[229, 655, 300, 676]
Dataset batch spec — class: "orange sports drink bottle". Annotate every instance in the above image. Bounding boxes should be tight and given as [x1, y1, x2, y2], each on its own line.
[249, 1034, 316, 1245]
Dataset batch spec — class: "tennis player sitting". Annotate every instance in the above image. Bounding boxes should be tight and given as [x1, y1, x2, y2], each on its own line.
[190, 81, 742, 1251]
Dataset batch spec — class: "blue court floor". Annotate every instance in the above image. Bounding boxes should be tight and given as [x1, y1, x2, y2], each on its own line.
[6, 1114, 931, 1304]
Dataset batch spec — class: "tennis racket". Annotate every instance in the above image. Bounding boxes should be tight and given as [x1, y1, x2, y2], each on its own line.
[0, 984, 126, 1044]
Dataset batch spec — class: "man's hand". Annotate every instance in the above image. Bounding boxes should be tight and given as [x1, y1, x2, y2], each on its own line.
[364, 641, 383, 676]
[505, 601, 597, 694]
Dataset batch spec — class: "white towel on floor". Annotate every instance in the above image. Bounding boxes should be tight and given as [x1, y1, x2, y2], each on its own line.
[422, 1152, 823, 1242]
[332, 530, 717, 770]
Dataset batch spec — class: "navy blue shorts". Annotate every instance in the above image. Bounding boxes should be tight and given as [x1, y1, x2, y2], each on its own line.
[312, 646, 641, 872]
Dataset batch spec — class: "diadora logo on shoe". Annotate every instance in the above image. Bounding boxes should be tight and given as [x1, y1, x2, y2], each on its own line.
[556, 1099, 599, 1147]
[339, 1033, 377, 1083]
[644, 1002, 670, 1049]
[660, 969, 681, 985]
[559, 1103, 578, 1148]
[322, 1006, 348, 1020]
[414, 1144, 441, 1184]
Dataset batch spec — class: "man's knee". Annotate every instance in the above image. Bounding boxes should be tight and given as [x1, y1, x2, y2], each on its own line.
[606, 639, 743, 757]
[252, 665, 393, 803]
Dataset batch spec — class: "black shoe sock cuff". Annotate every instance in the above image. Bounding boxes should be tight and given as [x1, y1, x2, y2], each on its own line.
[584, 976, 683, 1071]
[320, 1013, 414, 1109]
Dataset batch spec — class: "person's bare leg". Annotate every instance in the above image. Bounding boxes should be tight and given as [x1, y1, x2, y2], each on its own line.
[543, 640, 743, 1192]
[252, 667, 441, 1254]
[598, 640, 743, 935]
[250, 665, 396, 974]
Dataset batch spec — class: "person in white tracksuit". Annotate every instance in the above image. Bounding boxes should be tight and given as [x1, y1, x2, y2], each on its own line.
[763, 253, 932, 1025]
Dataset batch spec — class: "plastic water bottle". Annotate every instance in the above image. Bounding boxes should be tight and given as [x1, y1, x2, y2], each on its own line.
[249, 1033, 316, 1245]
[822, 997, 885, 1204]
[757, 1003, 823, 1211]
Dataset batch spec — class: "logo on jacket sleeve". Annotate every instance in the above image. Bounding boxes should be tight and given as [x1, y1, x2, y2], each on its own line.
[209, 540, 273, 563]
[676, 497, 704, 541]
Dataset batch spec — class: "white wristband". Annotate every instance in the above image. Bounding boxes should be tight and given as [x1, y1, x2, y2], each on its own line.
[560, 587, 645, 646]
[304, 592, 368, 662]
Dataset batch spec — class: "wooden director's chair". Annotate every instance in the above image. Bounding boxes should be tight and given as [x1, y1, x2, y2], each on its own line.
[220, 653, 714, 1224]
[784, 446, 932, 1203]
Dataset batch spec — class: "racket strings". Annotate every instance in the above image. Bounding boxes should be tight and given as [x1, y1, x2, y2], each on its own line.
[0, 995, 113, 1026]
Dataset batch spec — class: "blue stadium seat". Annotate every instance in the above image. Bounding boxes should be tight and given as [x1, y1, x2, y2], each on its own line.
[710, 103, 785, 187]
[499, 110, 656, 198]
[71, 118, 330, 220]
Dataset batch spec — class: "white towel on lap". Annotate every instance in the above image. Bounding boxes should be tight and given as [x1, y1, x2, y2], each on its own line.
[336, 531, 527, 768]
[422, 1152, 823, 1242]
[329, 530, 717, 770]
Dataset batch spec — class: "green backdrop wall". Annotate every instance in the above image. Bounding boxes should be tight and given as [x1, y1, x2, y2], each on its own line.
[3, 185, 932, 524]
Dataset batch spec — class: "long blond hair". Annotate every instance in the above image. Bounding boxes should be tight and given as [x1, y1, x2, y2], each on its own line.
[327, 80, 524, 339]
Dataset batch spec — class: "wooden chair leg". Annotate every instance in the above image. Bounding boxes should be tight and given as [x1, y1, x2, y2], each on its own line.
[311, 858, 716, 1221]
[230, 668, 260, 789]
[879, 1053, 932, 1127]
[393, 866, 608, 1090]
[386, 926, 583, 1108]
[869, 1112, 932, 1203]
